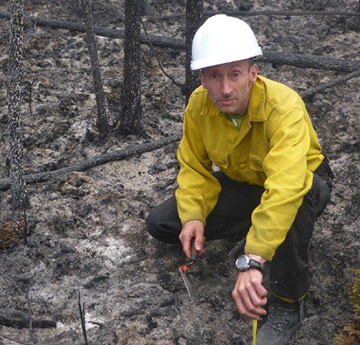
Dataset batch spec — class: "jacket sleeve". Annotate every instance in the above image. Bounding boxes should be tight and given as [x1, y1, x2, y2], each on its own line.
[175, 98, 222, 226]
[245, 106, 313, 261]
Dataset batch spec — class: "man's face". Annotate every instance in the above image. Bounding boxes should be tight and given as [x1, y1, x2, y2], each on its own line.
[201, 60, 258, 115]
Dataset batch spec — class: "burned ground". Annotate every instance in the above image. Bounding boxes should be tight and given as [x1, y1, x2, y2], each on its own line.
[0, 0, 359, 344]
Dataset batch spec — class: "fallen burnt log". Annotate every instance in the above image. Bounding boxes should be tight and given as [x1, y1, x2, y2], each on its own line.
[301, 70, 360, 99]
[261, 51, 360, 73]
[0, 11, 184, 49]
[0, 134, 182, 190]
[0, 11, 359, 71]
[149, 10, 360, 20]
[0, 308, 56, 329]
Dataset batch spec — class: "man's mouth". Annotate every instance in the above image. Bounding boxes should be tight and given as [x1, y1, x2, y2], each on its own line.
[218, 98, 236, 106]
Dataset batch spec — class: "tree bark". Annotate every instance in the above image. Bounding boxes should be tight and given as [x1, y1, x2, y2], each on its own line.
[79, 0, 109, 139]
[7, 0, 28, 211]
[116, 0, 143, 135]
[184, 0, 203, 102]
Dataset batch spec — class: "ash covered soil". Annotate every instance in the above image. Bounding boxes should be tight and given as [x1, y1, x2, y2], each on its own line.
[0, 0, 359, 344]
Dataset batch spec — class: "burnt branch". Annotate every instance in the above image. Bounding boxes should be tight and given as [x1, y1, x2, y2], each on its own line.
[301, 70, 360, 99]
[148, 10, 360, 20]
[78, 292, 89, 345]
[0, 134, 182, 190]
[0, 309, 56, 329]
[141, 18, 183, 88]
[203, 9, 360, 17]
[0, 11, 184, 49]
[260, 51, 360, 72]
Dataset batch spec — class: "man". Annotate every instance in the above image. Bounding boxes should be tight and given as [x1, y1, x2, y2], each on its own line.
[146, 14, 333, 345]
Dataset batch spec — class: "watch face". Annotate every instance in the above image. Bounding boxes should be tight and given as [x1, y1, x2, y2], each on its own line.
[237, 256, 247, 268]
[236, 255, 249, 270]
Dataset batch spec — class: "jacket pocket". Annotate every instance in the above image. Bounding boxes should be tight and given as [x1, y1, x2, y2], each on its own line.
[249, 154, 264, 172]
[207, 148, 230, 170]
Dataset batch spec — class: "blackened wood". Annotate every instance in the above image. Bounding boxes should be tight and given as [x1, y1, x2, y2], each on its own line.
[0, 309, 56, 329]
[203, 9, 360, 17]
[0, 134, 182, 190]
[261, 51, 360, 72]
[301, 70, 360, 99]
[184, 0, 203, 102]
[80, 0, 109, 139]
[0, 11, 185, 49]
[117, 0, 143, 134]
[7, 0, 28, 211]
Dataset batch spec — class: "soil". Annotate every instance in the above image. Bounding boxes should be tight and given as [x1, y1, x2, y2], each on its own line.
[0, 0, 359, 344]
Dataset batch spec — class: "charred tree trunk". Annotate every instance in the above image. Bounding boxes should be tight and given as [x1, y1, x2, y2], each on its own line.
[7, 0, 28, 212]
[116, 0, 143, 135]
[185, 0, 203, 103]
[79, 0, 109, 140]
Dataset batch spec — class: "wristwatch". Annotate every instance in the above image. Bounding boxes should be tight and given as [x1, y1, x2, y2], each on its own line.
[235, 255, 264, 272]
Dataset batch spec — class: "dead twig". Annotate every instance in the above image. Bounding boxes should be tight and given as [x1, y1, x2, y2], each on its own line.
[141, 18, 183, 89]
[78, 291, 89, 345]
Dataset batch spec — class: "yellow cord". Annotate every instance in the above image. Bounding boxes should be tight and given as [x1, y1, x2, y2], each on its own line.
[252, 319, 258, 345]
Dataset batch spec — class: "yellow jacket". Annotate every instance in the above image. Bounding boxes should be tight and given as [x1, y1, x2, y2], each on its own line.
[175, 75, 324, 261]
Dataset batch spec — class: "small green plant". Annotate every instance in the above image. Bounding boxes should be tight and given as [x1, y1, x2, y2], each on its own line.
[335, 269, 360, 345]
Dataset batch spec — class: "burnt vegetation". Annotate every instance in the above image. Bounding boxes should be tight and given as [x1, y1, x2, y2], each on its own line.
[0, 0, 359, 344]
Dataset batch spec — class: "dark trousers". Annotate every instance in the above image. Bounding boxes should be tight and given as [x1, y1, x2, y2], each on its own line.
[146, 163, 332, 300]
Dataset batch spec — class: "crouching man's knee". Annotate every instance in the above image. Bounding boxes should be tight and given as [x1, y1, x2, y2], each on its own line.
[145, 198, 182, 244]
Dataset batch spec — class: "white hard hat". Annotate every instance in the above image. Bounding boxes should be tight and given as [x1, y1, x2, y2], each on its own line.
[191, 14, 263, 70]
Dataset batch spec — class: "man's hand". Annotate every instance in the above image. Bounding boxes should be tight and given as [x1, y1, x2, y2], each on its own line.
[178, 220, 205, 258]
[232, 268, 268, 320]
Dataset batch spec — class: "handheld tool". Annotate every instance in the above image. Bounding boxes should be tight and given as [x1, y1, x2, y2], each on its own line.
[178, 241, 197, 297]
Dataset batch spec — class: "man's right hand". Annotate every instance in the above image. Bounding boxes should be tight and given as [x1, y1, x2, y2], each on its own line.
[178, 220, 205, 259]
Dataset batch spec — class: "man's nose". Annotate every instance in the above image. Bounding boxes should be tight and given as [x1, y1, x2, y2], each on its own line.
[221, 77, 232, 95]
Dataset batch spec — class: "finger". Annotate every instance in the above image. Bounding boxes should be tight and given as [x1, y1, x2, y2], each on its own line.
[183, 238, 192, 258]
[194, 229, 204, 252]
[249, 288, 268, 308]
[233, 290, 263, 320]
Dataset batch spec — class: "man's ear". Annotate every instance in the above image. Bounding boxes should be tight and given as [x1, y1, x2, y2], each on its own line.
[200, 70, 207, 89]
[249, 64, 258, 84]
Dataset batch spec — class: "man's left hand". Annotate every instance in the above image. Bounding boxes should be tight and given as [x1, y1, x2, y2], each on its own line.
[232, 264, 268, 320]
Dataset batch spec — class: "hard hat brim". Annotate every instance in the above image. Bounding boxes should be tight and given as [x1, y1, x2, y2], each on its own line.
[191, 48, 263, 71]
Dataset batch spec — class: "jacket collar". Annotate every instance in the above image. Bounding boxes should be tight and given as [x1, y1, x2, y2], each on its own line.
[247, 75, 267, 122]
